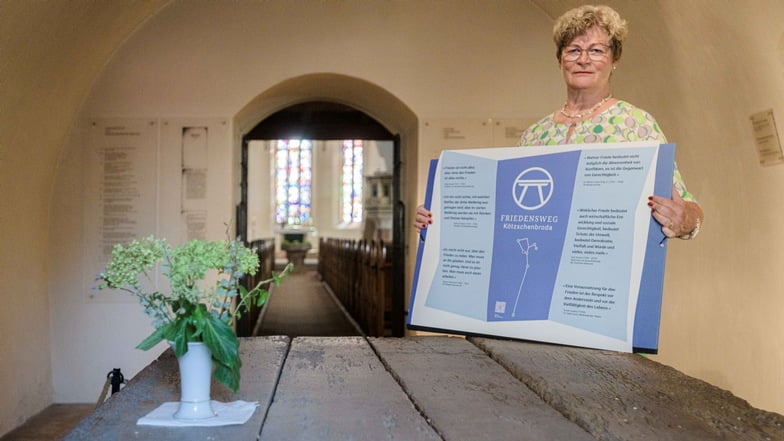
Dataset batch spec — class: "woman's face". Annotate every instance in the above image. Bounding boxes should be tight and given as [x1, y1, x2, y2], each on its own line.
[560, 26, 616, 93]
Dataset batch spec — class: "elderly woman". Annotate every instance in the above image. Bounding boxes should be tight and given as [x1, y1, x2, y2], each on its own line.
[415, 4, 703, 239]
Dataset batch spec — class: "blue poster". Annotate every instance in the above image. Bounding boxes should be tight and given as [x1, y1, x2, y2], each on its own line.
[409, 141, 674, 353]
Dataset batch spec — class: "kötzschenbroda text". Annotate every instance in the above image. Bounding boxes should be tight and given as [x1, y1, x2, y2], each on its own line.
[498, 214, 559, 231]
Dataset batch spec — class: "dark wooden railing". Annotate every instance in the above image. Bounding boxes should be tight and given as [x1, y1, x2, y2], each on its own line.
[236, 238, 276, 337]
[318, 237, 393, 337]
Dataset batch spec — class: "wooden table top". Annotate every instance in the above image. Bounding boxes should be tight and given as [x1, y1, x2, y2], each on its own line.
[65, 336, 784, 441]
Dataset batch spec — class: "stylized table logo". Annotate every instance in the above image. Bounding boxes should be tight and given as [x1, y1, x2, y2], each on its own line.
[512, 167, 553, 210]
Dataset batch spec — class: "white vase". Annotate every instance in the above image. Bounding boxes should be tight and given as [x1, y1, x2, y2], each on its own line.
[170, 341, 216, 420]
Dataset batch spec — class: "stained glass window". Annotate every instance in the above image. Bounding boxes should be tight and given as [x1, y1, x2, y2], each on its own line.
[341, 140, 363, 223]
[274, 139, 312, 226]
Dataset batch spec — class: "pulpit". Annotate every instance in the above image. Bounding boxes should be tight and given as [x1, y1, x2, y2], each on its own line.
[363, 173, 392, 241]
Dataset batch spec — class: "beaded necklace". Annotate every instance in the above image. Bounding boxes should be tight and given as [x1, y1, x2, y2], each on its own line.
[560, 94, 612, 119]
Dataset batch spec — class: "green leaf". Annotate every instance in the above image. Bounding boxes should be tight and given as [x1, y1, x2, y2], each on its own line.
[256, 289, 270, 307]
[135, 319, 183, 351]
[213, 360, 240, 393]
[201, 313, 241, 392]
[201, 313, 239, 368]
[172, 319, 190, 357]
[135, 323, 171, 351]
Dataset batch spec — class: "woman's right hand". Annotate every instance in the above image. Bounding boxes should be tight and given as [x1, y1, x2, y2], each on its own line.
[414, 204, 433, 233]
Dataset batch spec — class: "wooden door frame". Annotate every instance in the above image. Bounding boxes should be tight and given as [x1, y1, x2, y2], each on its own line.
[237, 101, 405, 336]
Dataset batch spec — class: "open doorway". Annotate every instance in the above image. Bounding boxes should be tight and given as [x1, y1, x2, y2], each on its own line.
[236, 101, 405, 336]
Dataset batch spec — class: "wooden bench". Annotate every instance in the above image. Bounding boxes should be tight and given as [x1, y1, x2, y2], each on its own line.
[65, 336, 784, 440]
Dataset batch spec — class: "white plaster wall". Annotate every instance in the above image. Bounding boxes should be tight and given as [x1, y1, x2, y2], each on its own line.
[534, 0, 784, 413]
[247, 141, 274, 242]
[0, 0, 169, 435]
[633, 0, 784, 414]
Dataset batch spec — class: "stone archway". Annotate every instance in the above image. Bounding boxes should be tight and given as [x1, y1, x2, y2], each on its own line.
[233, 73, 419, 336]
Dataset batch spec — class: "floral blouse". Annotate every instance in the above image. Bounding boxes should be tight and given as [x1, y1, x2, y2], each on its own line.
[518, 100, 696, 202]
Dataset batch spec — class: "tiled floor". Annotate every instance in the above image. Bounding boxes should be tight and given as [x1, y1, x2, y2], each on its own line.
[1, 404, 93, 441]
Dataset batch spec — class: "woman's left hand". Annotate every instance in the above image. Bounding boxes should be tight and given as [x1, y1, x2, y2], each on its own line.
[648, 185, 703, 238]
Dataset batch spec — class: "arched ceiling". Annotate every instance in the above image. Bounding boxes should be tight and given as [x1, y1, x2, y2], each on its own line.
[244, 101, 394, 141]
[1, 0, 171, 209]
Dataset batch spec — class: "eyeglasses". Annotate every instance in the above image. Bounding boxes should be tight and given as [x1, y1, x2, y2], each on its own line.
[561, 44, 612, 62]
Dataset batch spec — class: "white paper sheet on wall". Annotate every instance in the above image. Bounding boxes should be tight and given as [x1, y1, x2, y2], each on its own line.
[182, 126, 209, 169]
[183, 210, 208, 241]
[181, 126, 209, 209]
[160, 119, 227, 242]
[750, 109, 784, 166]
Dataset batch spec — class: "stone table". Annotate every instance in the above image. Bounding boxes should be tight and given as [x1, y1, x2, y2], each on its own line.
[65, 336, 784, 440]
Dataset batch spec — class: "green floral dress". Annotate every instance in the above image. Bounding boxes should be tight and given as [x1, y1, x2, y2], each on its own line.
[518, 100, 696, 202]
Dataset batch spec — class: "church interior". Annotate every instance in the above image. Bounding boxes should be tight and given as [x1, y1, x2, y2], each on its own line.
[2, 0, 784, 438]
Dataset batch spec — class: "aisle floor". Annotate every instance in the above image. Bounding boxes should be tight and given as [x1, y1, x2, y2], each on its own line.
[255, 267, 360, 337]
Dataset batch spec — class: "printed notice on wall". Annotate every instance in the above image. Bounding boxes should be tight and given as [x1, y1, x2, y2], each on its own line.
[408, 141, 674, 353]
[750, 109, 784, 166]
[183, 210, 208, 241]
[84, 119, 158, 303]
[182, 126, 209, 208]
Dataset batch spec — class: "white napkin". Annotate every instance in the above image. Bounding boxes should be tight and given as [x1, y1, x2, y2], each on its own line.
[137, 400, 259, 427]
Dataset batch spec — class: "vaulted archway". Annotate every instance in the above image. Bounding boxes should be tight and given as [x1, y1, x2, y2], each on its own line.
[233, 74, 419, 337]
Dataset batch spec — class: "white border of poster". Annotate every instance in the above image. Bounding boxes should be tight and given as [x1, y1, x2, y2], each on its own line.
[408, 141, 675, 353]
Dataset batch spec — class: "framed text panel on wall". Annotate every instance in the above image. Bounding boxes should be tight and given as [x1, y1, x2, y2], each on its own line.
[84, 118, 158, 303]
[160, 118, 229, 243]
